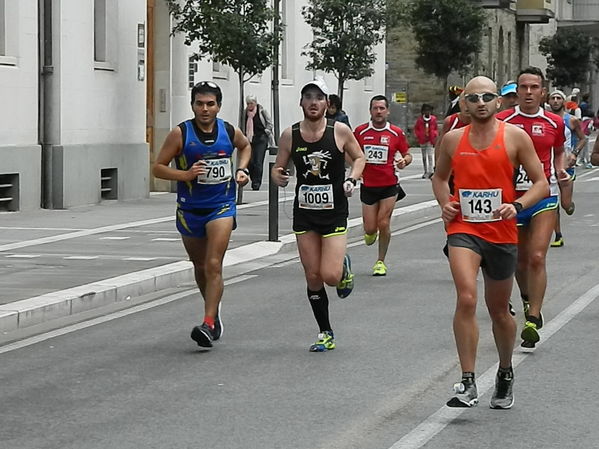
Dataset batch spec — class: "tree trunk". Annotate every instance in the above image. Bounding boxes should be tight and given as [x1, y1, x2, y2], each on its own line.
[337, 75, 345, 105]
[443, 77, 449, 117]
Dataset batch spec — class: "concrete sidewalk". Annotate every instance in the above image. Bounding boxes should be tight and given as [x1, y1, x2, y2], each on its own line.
[0, 173, 439, 337]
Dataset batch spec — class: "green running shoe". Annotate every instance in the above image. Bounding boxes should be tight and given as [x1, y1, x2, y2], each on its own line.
[309, 331, 335, 352]
[364, 232, 378, 246]
[336, 254, 354, 298]
[372, 260, 387, 276]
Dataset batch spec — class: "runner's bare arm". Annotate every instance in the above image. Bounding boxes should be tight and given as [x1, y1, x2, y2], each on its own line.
[233, 127, 251, 186]
[152, 126, 203, 182]
[592, 138, 599, 166]
[431, 131, 460, 224]
[569, 116, 588, 166]
[338, 123, 365, 180]
[271, 127, 292, 187]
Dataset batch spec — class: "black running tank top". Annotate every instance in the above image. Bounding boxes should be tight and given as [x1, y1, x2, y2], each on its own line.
[290, 119, 348, 217]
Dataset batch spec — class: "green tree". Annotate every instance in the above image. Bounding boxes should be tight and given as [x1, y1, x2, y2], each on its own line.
[167, 0, 282, 126]
[301, 0, 387, 102]
[539, 28, 593, 89]
[409, 0, 485, 96]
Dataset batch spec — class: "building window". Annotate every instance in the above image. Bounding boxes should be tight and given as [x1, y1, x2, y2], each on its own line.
[94, 0, 117, 70]
[0, 0, 18, 65]
[212, 59, 229, 79]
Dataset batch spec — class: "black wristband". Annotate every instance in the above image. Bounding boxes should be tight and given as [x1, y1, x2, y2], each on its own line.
[345, 177, 357, 186]
[511, 201, 523, 213]
[236, 168, 250, 175]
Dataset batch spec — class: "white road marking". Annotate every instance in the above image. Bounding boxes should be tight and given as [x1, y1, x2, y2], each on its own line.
[5, 254, 40, 259]
[387, 283, 599, 449]
[64, 256, 99, 260]
[99, 236, 130, 240]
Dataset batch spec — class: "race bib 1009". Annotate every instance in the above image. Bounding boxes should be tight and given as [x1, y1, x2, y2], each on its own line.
[298, 184, 334, 210]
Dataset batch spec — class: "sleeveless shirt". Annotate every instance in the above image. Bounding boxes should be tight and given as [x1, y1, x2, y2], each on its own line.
[291, 119, 348, 218]
[447, 121, 518, 244]
[175, 118, 235, 209]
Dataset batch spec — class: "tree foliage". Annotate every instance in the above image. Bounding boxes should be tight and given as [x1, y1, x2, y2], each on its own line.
[167, 0, 282, 125]
[409, 0, 485, 81]
[539, 28, 593, 89]
[301, 0, 387, 100]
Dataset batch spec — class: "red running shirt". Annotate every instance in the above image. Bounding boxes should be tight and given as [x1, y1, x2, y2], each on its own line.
[447, 121, 518, 244]
[497, 106, 564, 196]
[354, 122, 409, 187]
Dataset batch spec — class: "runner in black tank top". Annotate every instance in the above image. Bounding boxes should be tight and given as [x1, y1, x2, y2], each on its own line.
[271, 80, 365, 353]
[291, 119, 348, 234]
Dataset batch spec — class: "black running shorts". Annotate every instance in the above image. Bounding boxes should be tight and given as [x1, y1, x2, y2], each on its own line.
[293, 209, 348, 237]
[447, 233, 517, 281]
[360, 184, 400, 206]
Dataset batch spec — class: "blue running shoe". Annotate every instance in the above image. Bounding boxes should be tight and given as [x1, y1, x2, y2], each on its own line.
[336, 254, 354, 298]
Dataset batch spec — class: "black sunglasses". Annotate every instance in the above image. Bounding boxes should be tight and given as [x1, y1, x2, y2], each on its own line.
[465, 92, 498, 103]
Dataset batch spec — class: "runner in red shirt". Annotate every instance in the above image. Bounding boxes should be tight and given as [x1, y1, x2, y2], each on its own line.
[433, 76, 547, 409]
[354, 95, 412, 276]
[496, 66, 569, 348]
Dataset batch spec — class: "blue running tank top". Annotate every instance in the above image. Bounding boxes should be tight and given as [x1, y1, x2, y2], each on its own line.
[176, 118, 235, 209]
[563, 113, 574, 153]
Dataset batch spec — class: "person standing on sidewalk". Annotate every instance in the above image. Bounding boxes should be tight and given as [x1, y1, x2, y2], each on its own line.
[271, 79, 365, 352]
[414, 104, 438, 178]
[433, 76, 548, 409]
[354, 95, 412, 276]
[152, 81, 251, 349]
[241, 95, 275, 191]
[497, 67, 569, 349]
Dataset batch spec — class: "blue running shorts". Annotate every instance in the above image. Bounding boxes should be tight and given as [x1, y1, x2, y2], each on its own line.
[176, 201, 236, 238]
[516, 196, 558, 227]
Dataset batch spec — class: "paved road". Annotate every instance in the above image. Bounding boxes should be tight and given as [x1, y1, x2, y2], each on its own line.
[1, 163, 599, 449]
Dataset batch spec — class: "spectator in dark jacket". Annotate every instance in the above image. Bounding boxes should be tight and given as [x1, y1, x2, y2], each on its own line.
[326, 94, 351, 128]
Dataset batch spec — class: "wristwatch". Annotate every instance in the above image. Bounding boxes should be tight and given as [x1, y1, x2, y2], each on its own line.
[236, 168, 250, 175]
[345, 177, 357, 186]
[511, 201, 523, 213]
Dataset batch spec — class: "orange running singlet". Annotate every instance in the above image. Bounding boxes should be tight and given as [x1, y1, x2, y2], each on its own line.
[447, 121, 518, 244]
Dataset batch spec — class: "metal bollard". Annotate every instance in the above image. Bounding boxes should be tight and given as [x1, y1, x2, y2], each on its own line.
[268, 146, 279, 242]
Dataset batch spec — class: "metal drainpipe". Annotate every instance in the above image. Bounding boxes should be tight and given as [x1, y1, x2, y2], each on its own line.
[39, 0, 59, 209]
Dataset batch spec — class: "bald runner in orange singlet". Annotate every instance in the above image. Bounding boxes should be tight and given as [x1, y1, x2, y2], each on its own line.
[433, 76, 548, 409]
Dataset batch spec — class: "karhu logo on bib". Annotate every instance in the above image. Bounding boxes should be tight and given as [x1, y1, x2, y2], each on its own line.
[462, 190, 500, 198]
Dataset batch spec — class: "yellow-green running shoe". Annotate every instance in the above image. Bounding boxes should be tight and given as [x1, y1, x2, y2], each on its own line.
[372, 260, 387, 276]
[521, 320, 540, 345]
[364, 232, 378, 246]
[550, 237, 564, 247]
[309, 331, 335, 352]
[336, 254, 354, 298]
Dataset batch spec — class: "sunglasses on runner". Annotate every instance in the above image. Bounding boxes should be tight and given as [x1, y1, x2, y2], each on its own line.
[465, 92, 498, 103]
[196, 81, 220, 89]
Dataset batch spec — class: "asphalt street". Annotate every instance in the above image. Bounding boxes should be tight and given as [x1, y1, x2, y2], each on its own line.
[1, 157, 599, 449]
